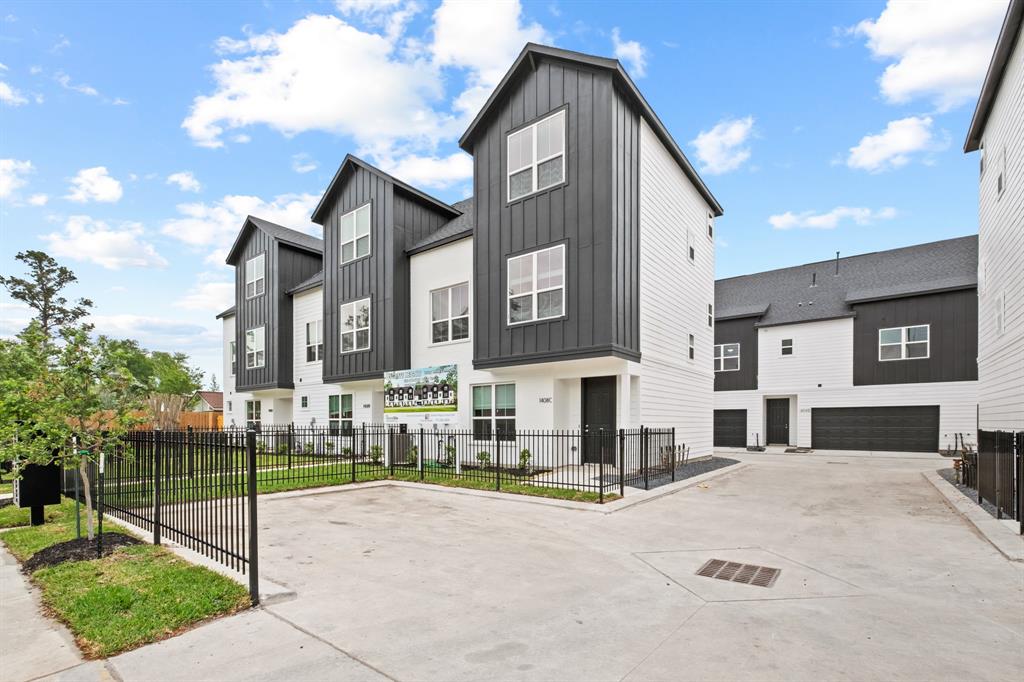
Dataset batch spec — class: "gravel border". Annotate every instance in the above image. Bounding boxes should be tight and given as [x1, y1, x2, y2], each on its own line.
[937, 468, 1000, 519]
[631, 456, 740, 490]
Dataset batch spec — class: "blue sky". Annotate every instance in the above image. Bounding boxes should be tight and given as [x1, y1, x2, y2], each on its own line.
[0, 0, 1007, 383]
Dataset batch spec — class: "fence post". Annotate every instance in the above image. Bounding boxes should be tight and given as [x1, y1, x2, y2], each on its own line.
[389, 427, 395, 478]
[642, 426, 649, 491]
[153, 429, 162, 545]
[186, 425, 194, 478]
[671, 427, 677, 482]
[351, 427, 357, 483]
[74, 437, 81, 539]
[996, 435, 1003, 520]
[494, 428, 501, 492]
[96, 450, 105, 558]
[419, 428, 425, 481]
[599, 429, 605, 504]
[246, 428, 260, 606]
[618, 429, 625, 497]
[288, 423, 294, 470]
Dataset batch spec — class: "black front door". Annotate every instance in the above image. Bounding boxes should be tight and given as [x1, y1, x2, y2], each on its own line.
[766, 399, 790, 445]
[582, 376, 616, 464]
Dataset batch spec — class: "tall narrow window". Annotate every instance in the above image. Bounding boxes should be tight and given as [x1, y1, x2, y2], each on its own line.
[878, 325, 929, 361]
[688, 228, 695, 262]
[688, 334, 695, 361]
[472, 384, 516, 441]
[431, 283, 470, 343]
[300, 396, 308, 408]
[329, 394, 353, 434]
[340, 298, 371, 352]
[781, 338, 793, 356]
[245, 253, 265, 298]
[714, 343, 740, 372]
[708, 304, 714, 327]
[707, 211, 714, 239]
[245, 327, 265, 368]
[340, 203, 371, 264]
[507, 110, 566, 202]
[245, 400, 261, 431]
[306, 320, 323, 362]
[229, 340, 236, 375]
[507, 244, 565, 324]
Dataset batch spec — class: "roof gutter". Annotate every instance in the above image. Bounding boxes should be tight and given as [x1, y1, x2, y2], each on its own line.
[964, 0, 1023, 152]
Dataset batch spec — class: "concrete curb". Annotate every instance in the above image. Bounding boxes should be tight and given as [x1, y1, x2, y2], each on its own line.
[923, 469, 1023, 562]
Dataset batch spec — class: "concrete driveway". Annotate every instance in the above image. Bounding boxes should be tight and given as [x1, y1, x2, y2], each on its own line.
[38, 452, 1024, 682]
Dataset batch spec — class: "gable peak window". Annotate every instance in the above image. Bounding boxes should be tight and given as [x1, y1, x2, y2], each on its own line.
[507, 244, 565, 325]
[340, 203, 371, 264]
[245, 253, 265, 298]
[781, 338, 793, 356]
[714, 343, 740, 372]
[432, 283, 470, 344]
[306, 319, 323, 362]
[507, 109, 566, 202]
[707, 211, 714, 239]
[245, 327, 265, 369]
[341, 298, 371, 353]
[878, 324, 929, 361]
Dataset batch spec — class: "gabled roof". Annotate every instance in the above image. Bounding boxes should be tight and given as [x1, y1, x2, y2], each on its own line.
[715, 235, 978, 328]
[287, 270, 324, 295]
[406, 197, 474, 255]
[965, 0, 1023, 152]
[194, 391, 223, 410]
[225, 216, 324, 265]
[216, 305, 236, 319]
[458, 43, 723, 216]
[311, 154, 461, 225]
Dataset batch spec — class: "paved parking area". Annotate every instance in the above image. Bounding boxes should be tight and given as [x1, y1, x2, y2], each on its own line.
[24, 452, 1024, 681]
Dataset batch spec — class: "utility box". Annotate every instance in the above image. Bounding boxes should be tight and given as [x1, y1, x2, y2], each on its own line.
[13, 462, 61, 525]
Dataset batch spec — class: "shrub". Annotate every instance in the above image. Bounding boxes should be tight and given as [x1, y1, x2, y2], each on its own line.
[476, 451, 491, 468]
[325, 441, 335, 453]
[370, 445, 383, 465]
[407, 445, 418, 466]
[303, 442, 314, 455]
[276, 442, 289, 455]
[256, 440, 267, 455]
[518, 448, 532, 471]
[444, 444, 457, 467]
[342, 447, 352, 460]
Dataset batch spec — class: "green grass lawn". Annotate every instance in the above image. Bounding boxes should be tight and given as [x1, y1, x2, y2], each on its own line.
[1, 497, 250, 659]
[0, 480, 12, 494]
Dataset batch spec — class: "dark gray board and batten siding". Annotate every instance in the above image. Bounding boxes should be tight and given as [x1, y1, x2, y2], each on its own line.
[319, 164, 453, 382]
[468, 57, 642, 369]
[852, 288, 978, 385]
[713, 317, 758, 391]
[234, 231, 322, 392]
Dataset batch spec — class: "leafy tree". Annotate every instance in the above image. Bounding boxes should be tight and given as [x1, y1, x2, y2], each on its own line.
[0, 251, 93, 340]
[208, 374, 219, 392]
[149, 351, 204, 397]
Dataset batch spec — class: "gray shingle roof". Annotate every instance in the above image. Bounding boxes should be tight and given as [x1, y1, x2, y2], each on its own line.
[288, 270, 323, 295]
[715, 235, 978, 327]
[247, 216, 324, 254]
[406, 198, 474, 254]
[216, 305, 235, 319]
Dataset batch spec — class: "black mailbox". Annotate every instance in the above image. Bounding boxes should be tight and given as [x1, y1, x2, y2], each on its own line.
[14, 462, 61, 525]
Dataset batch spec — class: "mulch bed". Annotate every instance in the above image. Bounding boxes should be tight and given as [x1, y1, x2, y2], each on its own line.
[0, 498, 12, 509]
[22, 533, 143, 574]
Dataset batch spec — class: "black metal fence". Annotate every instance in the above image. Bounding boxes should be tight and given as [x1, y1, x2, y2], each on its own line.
[973, 429, 1024, 535]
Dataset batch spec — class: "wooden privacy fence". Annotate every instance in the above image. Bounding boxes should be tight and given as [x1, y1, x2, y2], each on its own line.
[177, 411, 223, 430]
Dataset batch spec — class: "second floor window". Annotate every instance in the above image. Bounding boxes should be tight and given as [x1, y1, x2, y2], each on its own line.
[431, 283, 470, 343]
[229, 340, 236, 375]
[245, 253, 265, 298]
[340, 203, 371, 264]
[341, 298, 371, 353]
[245, 327, 265, 369]
[714, 343, 740, 372]
[508, 244, 565, 325]
[306, 320, 323, 362]
[781, 338, 793, 356]
[507, 109, 566, 202]
[879, 325, 929, 361]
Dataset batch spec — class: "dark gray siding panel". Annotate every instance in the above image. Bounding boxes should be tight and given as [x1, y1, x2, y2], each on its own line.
[235, 227, 277, 392]
[714, 317, 758, 391]
[852, 289, 978, 385]
[611, 83, 641, 355]
[470, 57, 639, 368]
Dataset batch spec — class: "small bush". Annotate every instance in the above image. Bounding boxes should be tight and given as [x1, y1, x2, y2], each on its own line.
[370, 445, 383, 465]
[519, 448, 532, 471]
[325, 441, 335, 453]
[342, 447, 352, 460]
[444, 444, 457, 467]
[303, 442, 314, 455]
[407, 445, 418, 466]
[276, 443, 289, 455]
[476, 451, 491, 468]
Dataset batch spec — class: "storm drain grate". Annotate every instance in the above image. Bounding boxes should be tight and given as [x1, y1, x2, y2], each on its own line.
[696, 559, 780, 588]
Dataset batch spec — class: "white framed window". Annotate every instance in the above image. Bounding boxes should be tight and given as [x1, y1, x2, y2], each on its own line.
[714, 343, 740, 372]
[687, 227, 695, 263]
[995, 291, 1006, 336]
[306, 320, 323, 362]
[878, 325, 929, 361]
[340, 298, 371, 353]
[229, 341, 236, 375]
[472, 384, 516, 441]
[688, 333, 695, 361]
[300, 396, 308, 408]
[708, 304, 713, 327]
[227, 400, 232, 412]
[329, 394, 353, 434]
[245, 327, 265, 369]
[245, 253, 265, 298]
[245, 400, 261, 431]
[507, 244, 565, 325]
[431, 283, 470, 344]
[507, 109, 566, 202]
[781, 338, 793, 356]
[340, 203, 371, 264]
[707, 211, 714, 239]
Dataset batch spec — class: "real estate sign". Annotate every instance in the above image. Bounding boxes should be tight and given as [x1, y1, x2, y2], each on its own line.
[383, 364, 458, 426]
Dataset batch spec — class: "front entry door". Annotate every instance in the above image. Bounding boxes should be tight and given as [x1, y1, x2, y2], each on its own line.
[582, 376, 617, 464]
[766, 399, 790, 445]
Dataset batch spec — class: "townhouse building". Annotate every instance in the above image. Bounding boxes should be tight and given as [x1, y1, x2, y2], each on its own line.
[712, 237, 979, 453]
[219, 44, 723, 459]
[964, 0, 1024, 433]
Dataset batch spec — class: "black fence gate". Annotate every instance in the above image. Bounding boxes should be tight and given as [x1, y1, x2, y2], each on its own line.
[975, 429, 1024, 535]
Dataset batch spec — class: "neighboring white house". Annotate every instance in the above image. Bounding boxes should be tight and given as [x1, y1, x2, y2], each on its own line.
[964, 0, 1024, 433]
[713, 237, 979, 453]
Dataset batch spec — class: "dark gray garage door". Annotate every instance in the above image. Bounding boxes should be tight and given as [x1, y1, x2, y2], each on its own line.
[714, 409, 747, 448]
[811, 406, 939, 452]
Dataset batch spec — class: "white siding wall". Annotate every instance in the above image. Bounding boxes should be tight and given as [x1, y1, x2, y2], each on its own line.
[977, 29, 1024, 431]
[221, 315, 248, 428]
[758, 318, 853, 392]
[291, 288, 336, 426]
[639, 119, 715, 457]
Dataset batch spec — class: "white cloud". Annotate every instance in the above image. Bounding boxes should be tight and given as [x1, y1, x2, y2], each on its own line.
[611, 27, 647, 77]
[0, 81, 27, 106]
[846, 116, 946, 172]
[291, 153, 318, 174]
[174, 279, 235, 312]
[160, 192, 321, 264]
[380, 152, 472, 190]
[87, 313, 220, 353]
[0, 301, 33, 339]
[691, 116, 755, 175]
[50, 36, 70, 54]
[66, 166, 123, 203]
[54, 71, 99, 97]
[0, 158, 33, 198]
[27, 193, 48, 206]
[336, 0, 421, 44]
[41, 215, 168, 269]
[167, 171, 202, 192]
[231, 133, 251, 144]
[769, 206, 898, 230]
[853, 1, 1005, 111]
